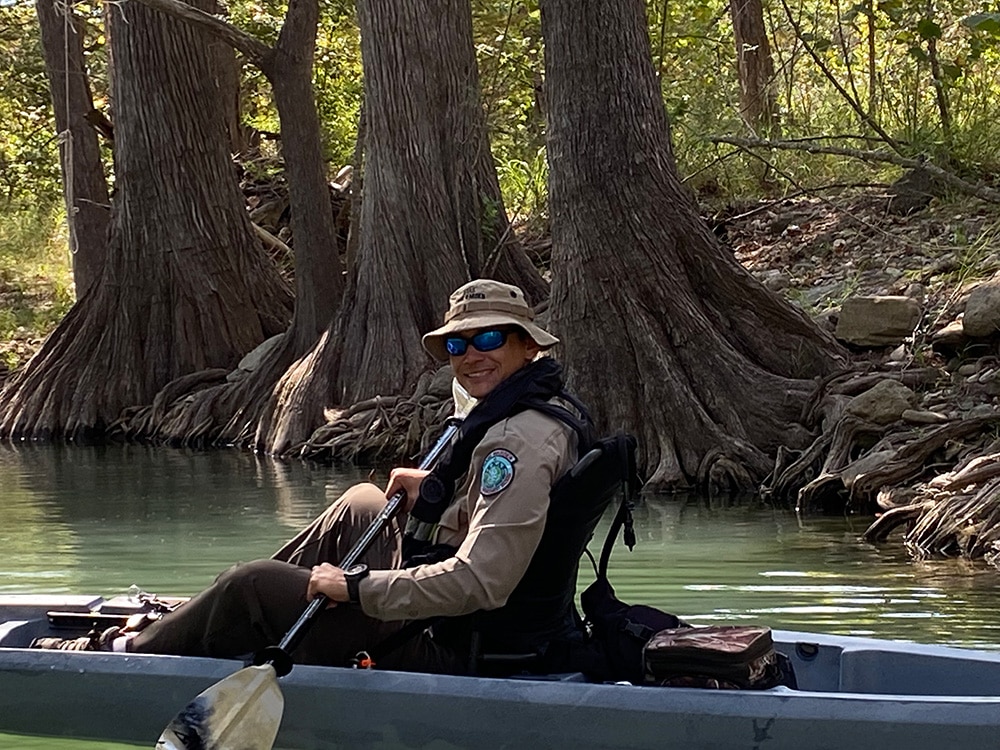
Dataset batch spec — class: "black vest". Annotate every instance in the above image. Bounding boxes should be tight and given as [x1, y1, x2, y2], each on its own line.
[404, 360, 617, 657]
[471, 398, 622, 655]
[474, 433, 617, 654]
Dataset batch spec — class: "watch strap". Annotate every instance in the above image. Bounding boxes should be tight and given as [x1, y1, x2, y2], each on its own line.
[346, 565, 369, 604]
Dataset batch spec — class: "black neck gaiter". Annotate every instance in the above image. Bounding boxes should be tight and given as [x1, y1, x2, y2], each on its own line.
[409, 357, 566, 526]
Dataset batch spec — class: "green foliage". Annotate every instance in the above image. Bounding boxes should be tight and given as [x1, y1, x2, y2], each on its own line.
[228, 0, 363, 172]
[473, 0, 546, 187]
[313, 17, 364, 169]
[0, 0, 61, 206]
[773, 0, 1000, 172]
[3, 0, 1000, 235]
[495, 147, 548, 228]
[0, 204, 75, 369]
[962, 11, 1000, 34]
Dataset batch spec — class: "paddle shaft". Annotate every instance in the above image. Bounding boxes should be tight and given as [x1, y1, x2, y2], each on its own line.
[271, 418, 462, 659]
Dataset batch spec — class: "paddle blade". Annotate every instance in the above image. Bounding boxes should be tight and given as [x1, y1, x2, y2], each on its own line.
[155, 664, 284, 750]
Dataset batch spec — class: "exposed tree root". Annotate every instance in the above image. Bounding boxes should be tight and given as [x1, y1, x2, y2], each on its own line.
[113, 369, 230, 441]
[764, 368, 944, 508]
[297, 379, 453, 465]
[761, 359, 1000, 568]
[112, 341, 455, 468]
[862, 504, 926, 544]
[893, 455, 1000, 563]
[113, 332, 312, 450]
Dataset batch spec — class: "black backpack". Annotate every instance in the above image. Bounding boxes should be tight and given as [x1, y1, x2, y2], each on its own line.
[574, 442, 688, 683]
[578, 459, 797, 690]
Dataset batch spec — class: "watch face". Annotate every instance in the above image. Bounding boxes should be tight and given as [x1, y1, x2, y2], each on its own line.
[345, 563, 368, 576]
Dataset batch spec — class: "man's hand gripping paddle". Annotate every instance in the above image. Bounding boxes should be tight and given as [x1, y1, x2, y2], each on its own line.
[155, 380, 476, 750]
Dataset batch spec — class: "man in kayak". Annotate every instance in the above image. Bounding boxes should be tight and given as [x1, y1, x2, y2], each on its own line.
[35, 279, 604, 676]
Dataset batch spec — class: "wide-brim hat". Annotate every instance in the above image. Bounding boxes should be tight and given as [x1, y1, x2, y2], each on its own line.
[422, 279, 559, 361]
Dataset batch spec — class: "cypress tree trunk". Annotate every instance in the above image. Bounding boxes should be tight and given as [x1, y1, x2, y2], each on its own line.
[0, 0, 290, 440]
[257, 0, 545, 453]
[541, 0, 845, 491]
[333, 0, 542, 403]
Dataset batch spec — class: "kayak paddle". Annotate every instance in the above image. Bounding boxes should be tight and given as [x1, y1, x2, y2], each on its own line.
[155, 380, 476, 749]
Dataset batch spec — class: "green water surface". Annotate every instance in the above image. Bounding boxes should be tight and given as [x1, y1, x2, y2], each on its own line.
[1, 443, 998, 748]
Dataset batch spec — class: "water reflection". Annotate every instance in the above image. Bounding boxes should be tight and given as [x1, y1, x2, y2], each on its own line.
[0, 443, 368, 595]
[605, 495, 1000, 650]
[1, 444, 998, 650]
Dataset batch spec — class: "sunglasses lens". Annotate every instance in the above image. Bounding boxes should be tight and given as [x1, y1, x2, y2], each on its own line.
[445, 329, 509, 356]
[472, 329, 506, 352]
[445, 337, 468, 356]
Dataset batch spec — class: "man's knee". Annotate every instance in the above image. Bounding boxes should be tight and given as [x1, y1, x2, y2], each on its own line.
[214, 559, 289, 595]
[331, 482, 387, 523]
[214, 560, 310, 617]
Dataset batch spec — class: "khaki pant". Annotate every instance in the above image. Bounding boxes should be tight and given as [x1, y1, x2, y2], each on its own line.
[129, 484, 466, 673]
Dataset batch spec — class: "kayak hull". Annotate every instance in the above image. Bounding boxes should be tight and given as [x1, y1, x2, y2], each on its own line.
[2, 595, 999, 749]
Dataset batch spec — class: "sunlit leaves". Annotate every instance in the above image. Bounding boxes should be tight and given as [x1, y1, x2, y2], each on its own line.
[3, 0, 1000, 213]
[472, 0, 546, 205]
[916, 18, 943, 40]
[962, 11, 1000, 35]
[0, 0, 60, 205]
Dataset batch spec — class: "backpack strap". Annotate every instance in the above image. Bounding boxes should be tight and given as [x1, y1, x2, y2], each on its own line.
[520, 391, 596, 451]
[596, 434, 639, 579]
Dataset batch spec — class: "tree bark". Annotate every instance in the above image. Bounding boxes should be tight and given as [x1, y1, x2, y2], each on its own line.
[103, 0, 342, 449]
[35, 0, 110, 298]
[211, 32, 250, 156]
[0, 0, 290, 440]
[250, 0, 548, 454]
[541, 0, 845, 491]
[730, 0, 780, 137]
[133, 0, 344, 350]
[263, 0, 343, 351]
[333, 0, 542, 404]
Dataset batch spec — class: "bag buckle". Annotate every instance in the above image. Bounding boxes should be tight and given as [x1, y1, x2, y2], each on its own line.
[351, 650, 376, 669]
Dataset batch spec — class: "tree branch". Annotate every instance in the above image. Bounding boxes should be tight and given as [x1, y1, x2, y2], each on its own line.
[778, 0, 904, 155]
[130, 0, 271, 67]
[710, 135, 1000, 203]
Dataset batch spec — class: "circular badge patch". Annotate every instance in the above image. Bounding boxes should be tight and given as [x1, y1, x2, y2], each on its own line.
[480, 449, 517, 496]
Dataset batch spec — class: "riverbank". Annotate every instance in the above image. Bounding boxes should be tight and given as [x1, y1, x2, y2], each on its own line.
[3, 190, 1000, 568]
[5, 192, 997, 376]
[0, 207, 74, 378]
[725, 192, 1000, 341]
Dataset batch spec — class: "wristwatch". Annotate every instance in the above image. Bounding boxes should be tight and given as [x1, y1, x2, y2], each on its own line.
[344, 563, 370, 604]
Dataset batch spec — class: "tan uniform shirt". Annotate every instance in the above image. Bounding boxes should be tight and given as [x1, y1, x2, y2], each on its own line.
[358, 408, 576, 621]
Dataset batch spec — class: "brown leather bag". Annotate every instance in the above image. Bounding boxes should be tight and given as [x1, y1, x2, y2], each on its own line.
[643, 625, 795, 690]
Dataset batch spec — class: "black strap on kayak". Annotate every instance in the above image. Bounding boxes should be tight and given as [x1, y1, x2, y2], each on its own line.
[352, 617, 443, 669]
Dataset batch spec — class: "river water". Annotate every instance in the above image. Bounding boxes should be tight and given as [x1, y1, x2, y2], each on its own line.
[2, 443, 999, 748]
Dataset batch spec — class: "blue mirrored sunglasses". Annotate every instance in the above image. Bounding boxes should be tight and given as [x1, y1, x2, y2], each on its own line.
[444, 328, 511, 357]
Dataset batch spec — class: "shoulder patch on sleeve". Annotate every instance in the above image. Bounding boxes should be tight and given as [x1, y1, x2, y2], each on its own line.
[481, 449, 517, 496]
